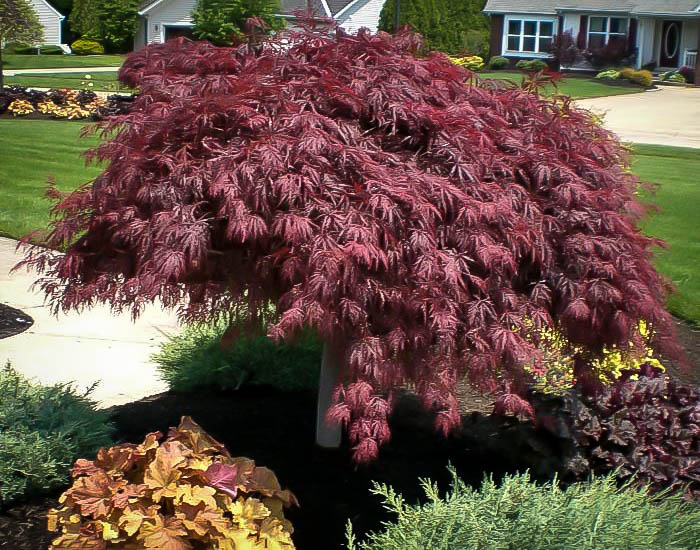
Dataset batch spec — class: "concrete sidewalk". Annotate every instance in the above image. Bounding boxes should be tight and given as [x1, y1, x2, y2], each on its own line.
[4, 67, 120, 76]
[0, 237, 178, 408]
[575, 86, 700, 149]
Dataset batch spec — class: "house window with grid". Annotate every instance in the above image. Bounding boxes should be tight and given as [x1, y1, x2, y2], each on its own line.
[506, 19, 555, 53]
[588, 16, 628, 49]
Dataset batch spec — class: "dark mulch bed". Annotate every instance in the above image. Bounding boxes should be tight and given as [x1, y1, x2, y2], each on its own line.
[0, 304, 33, 340]
[1, 317, 697, 549]
[0, 389, 537, 550]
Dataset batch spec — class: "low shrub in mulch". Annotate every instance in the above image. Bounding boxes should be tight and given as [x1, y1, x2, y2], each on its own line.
[0, 86, 135, 120]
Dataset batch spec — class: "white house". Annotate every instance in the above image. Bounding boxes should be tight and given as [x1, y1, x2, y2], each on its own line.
[483, 0, 700, 75]
[134, 0, 388, 50]
[29, 0, 65, 46]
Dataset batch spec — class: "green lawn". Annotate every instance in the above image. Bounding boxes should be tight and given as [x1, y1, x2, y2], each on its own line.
[0, 120, 102, 242]
[1, 54, 124, 70]
[0, 121, 697, 324]
[478, 71, 645, 99]
[3, 71, 127, 92]
[632, 144, 700, 324]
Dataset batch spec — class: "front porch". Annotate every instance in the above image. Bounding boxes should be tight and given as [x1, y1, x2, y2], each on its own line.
[636, 16, 699, 71]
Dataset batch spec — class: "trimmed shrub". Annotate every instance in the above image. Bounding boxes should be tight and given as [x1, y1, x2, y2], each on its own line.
[0, 363, 114, 508]
[346, 469, 700, 550]
[618, 68, 653, 87]
[487, 55, 509, 70]
[70, 38, 104, 55]
[678, 65, 695, 84]
[153, 322, 321, 393]
[515, 59, 548, 72]
[628, 69, 653, 87]
[49, 416, 298, 549]
[13, 44, 64, 55]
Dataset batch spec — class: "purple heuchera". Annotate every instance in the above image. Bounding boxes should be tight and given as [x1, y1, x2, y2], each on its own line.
[20, 23, 681, 463]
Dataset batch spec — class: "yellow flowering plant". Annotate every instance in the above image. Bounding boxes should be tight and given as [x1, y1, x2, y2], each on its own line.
[451, 55, 485, 71]
[7, 99, 35, 116]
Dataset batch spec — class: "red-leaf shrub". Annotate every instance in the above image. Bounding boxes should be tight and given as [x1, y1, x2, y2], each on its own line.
[21, 25, 681, 463]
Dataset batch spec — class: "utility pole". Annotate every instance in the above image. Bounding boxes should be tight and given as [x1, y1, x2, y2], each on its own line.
[394, 0, 401, 32]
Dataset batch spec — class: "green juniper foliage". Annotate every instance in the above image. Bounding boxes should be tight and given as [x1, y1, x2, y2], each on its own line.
[347, 468, 700, 550]
[0, 363, 114, 508]
[153, 321, 321, 393]
[378, 0, 489, 56]
[192, 0, 282, 46]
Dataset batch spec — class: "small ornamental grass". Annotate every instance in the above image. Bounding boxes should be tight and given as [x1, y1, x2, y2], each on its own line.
[346, 469, 700, 550]
[153, 321, 321, 393]
[0, 363, 114, 508]
[49, 416, 297, 549]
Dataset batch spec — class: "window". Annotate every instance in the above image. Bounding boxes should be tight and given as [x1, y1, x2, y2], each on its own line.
[506, 19, 554, 53]
[588, 16, 628, 49]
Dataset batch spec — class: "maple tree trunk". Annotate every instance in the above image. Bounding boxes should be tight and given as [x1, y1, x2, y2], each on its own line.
[0, 46, 4, 90]
[315, 342, 342, 448]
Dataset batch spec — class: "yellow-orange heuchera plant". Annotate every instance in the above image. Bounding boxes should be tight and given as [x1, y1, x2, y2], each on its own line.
[48, 417, 298, 549]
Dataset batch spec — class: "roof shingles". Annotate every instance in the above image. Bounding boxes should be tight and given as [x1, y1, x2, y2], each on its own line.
[483, 0, 700, 16]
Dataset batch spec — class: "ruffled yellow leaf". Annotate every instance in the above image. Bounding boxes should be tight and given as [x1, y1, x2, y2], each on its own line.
[258, 517, 295, 549]
[98, 520, 120, 541]
[144, 442, 189, 501]
[175, 484, 217, 509]
[230, 497, 270, 530]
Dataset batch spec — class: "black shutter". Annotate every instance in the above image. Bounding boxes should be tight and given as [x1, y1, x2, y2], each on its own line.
[628, 18, 638, 54]
[577, 15, 589, 49]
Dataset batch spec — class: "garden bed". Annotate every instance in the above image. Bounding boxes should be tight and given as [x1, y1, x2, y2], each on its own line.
[0, 304, 33, 339]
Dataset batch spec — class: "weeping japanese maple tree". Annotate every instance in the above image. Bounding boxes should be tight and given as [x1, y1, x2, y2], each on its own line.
[23, 23, 681, 463]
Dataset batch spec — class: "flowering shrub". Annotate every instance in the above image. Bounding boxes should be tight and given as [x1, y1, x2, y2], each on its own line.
[48, 416, 298, 548]
[451, 55, 484, 71]
[1, 87, 107, 119]
[522, 321, 663, 396]
[7, 99, 34, 116]
[22, 27, 681, 463]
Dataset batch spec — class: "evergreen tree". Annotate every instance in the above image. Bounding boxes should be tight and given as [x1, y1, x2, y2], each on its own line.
[378, 0, 489, 56]
[193, 0, 282, 46]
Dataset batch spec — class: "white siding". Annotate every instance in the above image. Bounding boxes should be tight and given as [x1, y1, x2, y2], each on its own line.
[144, 0, 196, 45]
[336, 0, 386, 34]
[561, 12, 580, 35]
[28, 0, 63, 45]
[681, 19, 699, 65]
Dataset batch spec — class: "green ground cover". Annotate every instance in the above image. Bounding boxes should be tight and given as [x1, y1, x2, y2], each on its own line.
[1, 54, 124, 70]
[3, 71, 126, 92]
[478, 71, 644, 99]
[633, 144, 700, 324]
[0, 121, 696, 323]
[0, 120, 102, 241]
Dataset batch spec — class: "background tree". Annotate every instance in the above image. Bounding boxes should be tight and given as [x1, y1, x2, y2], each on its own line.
[192, 0, 282, 46]
[378, 0, 489, 56]
[22, 26, 680, 463]
[69, 0, 100, 41]
[98, 0, 139, 53]
[0, 0, 43, 87]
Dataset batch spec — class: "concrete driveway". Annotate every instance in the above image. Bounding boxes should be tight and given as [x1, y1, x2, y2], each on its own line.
[0, 238, 178, 408]
[575, 86, 700, 148]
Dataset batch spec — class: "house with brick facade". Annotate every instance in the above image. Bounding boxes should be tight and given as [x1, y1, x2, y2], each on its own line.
[483, 0, 700, 75]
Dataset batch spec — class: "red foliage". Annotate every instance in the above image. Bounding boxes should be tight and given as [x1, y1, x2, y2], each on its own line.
[20, 25, 681, 463]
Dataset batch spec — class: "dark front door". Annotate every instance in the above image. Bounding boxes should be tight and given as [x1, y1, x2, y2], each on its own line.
[660, 20, 682, 67]
[164, 25, 195, 41]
